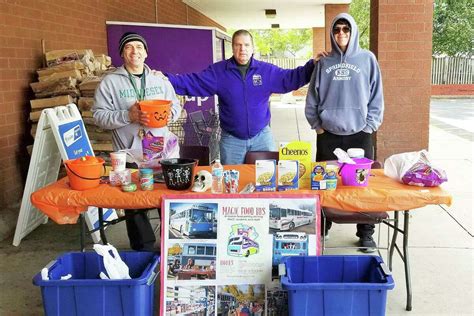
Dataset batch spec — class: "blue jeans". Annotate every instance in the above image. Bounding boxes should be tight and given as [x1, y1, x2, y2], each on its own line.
[220, 126, 276, 165]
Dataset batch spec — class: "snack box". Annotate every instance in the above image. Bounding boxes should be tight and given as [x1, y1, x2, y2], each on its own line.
[278, 160, 299, 191]
[279, 141, 312, 188]
[255, 159, 277, 192]
[311, 162, 338, 190]
[109, 169, 132, 186]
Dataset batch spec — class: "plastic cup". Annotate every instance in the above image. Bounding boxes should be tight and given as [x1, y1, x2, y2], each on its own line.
[110, 151, 127, 171]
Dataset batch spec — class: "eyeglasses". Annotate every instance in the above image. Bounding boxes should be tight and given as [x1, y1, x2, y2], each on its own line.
[333, 26, 351, 34]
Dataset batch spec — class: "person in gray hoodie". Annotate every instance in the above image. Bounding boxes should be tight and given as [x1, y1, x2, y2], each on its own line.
[93, 32, 181, 251]
[305, 13, 384, 251]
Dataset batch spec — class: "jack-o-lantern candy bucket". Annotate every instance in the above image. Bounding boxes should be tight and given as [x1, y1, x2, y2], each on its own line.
[139, 99, 172, 128]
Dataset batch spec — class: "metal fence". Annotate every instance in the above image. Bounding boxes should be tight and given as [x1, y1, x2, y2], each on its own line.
[431, 56, 473, 84]
[260, 57, 308, 69]
[262, 56, 474, 85]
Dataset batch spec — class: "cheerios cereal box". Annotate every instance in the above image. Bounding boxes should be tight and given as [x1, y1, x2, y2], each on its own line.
[278, 160, 299, 191]
[255, 159, 276, 192]
[279, 141, 312, 188]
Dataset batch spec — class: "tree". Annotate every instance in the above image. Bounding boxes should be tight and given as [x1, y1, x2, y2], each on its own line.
[433, 0, 473, 56]
[349, 0, 370, 50]
[250, 29, 312, 58]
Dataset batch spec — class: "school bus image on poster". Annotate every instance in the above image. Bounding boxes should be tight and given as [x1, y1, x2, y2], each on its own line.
[269, 204, 313, 231]
[227, 235, 259, 257]
[272, 232, 308, 265]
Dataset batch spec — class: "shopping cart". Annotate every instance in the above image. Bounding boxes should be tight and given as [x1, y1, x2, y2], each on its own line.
[168, 109, 220, 163]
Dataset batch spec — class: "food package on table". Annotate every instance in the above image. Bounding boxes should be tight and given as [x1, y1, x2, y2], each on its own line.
[384, 150, 447, 187]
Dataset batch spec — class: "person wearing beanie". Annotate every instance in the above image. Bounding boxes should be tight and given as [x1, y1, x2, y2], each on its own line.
[118, 32, 148, 55]
[93, 32, 181, 251]
[305, 13, 384, 252]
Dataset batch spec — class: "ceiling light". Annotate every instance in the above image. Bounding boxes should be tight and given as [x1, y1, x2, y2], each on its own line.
[265, 9, 277, 19]
[271, 24, 280, 29]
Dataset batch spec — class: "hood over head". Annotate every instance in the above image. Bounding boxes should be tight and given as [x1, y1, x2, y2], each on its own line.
[330, 13, 361, 58]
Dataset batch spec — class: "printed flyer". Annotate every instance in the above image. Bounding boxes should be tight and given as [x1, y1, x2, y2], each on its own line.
[160, 194, 320, 316]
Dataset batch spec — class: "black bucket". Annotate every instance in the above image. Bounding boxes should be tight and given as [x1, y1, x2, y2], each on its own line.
[159, 158, 197, 190]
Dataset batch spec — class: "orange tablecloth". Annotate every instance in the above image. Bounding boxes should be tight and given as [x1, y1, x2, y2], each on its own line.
[31, 164, 452, 224]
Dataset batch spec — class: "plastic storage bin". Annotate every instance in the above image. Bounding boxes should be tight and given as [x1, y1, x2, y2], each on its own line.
[33, 251, 160, 316]
[281, 255, 394, 316]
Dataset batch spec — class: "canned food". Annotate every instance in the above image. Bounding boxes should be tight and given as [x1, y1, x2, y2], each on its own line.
[139, 168, 154, 191]
[121, 182, 137, 192]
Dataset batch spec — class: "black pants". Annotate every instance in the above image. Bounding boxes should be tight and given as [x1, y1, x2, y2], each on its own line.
[124, 162, 157, 251]
[317, 130, 375, 238]
[125, 209, 156, 251]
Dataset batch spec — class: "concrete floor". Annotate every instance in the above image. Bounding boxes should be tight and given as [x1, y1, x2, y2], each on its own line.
[0, 98, 472, 315]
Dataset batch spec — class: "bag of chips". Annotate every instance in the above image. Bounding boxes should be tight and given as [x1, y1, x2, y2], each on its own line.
[384, 150, 447, 187]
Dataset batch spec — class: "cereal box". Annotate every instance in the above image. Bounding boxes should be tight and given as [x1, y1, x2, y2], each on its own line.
[255, 159, 277, 192]
[279, 141, 312, 188]
[311, 162, 327, 190]
[278, 160, 299, 191]
[311, 162, 339, 190]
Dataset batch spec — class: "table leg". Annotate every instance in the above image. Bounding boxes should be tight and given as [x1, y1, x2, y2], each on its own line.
[79, 213, 85, 252]
[388, 211, 399, 270]
[322, 210, 326, 254]
[385, 210, 412, 311]
[98, 207, 108, 245]
[403, 210, 412, 311]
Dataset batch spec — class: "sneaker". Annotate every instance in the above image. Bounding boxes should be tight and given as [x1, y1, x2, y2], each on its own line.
[358, 236, 376, 253]
[320, 233, 330, 242]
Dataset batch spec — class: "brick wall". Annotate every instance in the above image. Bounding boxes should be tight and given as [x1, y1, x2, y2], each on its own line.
[432, 84, 474, 96]
[371, 0, 433, 161]
[0, 0, 224, 209]
[312, 27, 325, 57]
[324, 4, 350, 51]
[156, 0, 225, 29]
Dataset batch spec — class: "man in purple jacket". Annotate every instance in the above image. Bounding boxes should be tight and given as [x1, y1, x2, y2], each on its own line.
[166, 29, 315, 164]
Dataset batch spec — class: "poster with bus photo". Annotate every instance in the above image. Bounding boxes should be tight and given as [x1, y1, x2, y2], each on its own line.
[160, 194, 320, 316]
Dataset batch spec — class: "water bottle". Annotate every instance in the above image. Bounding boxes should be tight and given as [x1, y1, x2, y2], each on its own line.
[211, 159, 224, 193]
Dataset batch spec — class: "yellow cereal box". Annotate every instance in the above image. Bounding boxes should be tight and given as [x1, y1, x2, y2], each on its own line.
[279, 141, 312, 187]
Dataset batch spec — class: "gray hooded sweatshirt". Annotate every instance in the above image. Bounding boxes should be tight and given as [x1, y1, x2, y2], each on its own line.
[305, 13, 384, 135]
[93, 65, 181, 151]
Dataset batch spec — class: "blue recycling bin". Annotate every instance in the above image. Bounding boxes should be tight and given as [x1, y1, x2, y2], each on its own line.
[33, 251, 160, 316]
[281, 255, 395, 316]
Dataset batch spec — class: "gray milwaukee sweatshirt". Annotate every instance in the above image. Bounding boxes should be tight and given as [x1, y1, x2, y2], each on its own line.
[305, 13, 384, 135]
[93, 65, 181, 151]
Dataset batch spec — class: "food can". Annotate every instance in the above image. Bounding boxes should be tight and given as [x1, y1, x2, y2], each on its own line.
[139, 168, 154, 191]
[121, 182, 137, 192]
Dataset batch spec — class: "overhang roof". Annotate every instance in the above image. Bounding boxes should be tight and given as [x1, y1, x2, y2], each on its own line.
[183, 0, 351, 29]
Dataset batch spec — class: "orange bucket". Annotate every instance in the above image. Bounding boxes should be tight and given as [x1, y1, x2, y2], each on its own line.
[64, 156, 105, 190]
[139, 99, 172, 128]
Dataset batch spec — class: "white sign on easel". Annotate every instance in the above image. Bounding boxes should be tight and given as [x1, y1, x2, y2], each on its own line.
[13, 104, 116, 246]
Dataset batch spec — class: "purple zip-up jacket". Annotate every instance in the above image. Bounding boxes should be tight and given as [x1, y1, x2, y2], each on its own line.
[166, 57, 314, 139]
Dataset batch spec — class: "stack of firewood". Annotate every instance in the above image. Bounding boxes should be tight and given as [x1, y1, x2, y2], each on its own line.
[29, 49, 114, 155]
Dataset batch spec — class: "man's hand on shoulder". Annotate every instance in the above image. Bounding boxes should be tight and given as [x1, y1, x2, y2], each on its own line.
[316, 128, 325, 135]
[313, 51, 329, 64]
[128, 102, 149, 125]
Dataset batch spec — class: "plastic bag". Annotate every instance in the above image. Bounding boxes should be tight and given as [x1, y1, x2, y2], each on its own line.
[93, 243, 131, 280]
[384, 150, 447, 187]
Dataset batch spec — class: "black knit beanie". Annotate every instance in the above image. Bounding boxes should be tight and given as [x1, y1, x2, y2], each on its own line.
[119, 32, 148, 54]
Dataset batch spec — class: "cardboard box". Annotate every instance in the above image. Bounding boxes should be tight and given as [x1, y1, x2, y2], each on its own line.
[255, 159, 276, 192]
[109, 169, 132, 186]
[278, 160, 299, 191]
[311, 162, 338, 190]
[279, 141, 312, 187]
